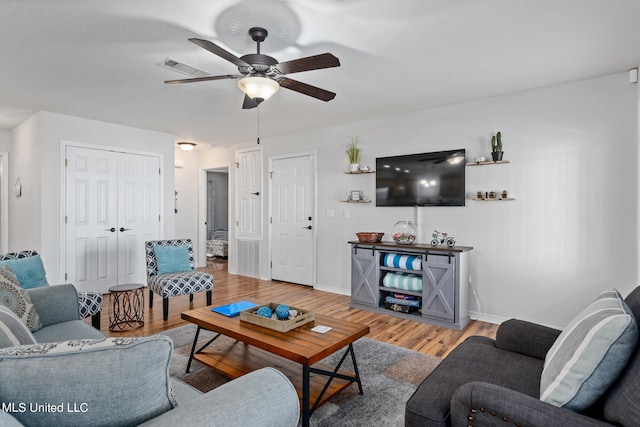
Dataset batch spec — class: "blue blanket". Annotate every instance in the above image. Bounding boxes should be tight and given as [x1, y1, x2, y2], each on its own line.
[383, 253, 422, 271]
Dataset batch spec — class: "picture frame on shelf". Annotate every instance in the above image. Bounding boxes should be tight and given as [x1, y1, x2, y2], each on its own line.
[350, 190, 361, 201]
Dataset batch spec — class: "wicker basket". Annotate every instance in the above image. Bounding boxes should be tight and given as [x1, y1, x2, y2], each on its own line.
[356, 232, 384, 243]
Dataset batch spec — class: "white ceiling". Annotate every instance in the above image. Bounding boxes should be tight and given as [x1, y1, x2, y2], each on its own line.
[1, 0, 639, 147]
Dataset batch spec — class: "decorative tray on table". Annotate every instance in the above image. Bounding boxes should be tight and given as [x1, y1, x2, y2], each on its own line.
[239, 303, 314, 333]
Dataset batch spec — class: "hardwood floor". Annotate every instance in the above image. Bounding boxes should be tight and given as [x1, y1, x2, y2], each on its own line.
[94, 258, 498, 358]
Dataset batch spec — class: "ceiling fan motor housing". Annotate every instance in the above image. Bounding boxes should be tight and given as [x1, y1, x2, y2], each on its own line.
[238, 54, 278, 76]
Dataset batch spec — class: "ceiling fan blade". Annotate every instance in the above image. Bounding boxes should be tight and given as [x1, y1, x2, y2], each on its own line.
[277, 77, 336, 102]
[275, 53, 340, 75]
[189, 38, 251, 68]
[242, 94, 259, 109]
[164, 74, 241, 84]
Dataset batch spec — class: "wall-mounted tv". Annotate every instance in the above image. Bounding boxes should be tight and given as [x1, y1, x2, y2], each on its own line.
[376, 149, 466, 207]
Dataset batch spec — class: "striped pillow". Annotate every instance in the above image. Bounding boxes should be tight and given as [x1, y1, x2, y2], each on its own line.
[0, 305, 36, 349]
[540, 289, 638, 411]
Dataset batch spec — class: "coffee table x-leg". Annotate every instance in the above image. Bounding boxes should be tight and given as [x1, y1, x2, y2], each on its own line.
[185, 324, 365, 427]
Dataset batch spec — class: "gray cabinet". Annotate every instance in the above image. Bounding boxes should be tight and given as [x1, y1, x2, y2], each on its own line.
[349, 241, 472, 330]
[351, 245, 379, 307]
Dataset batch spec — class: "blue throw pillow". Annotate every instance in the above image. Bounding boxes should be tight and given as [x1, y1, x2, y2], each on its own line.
[0, 255, 49, 289]
[154, 245, 191, 275]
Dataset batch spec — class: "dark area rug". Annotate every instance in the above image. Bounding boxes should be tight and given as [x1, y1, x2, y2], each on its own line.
[162, 324, 441, 427]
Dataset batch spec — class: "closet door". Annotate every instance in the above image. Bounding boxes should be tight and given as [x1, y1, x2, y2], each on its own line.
[117, 153, 160, 285]
[65, 146, 160, 294]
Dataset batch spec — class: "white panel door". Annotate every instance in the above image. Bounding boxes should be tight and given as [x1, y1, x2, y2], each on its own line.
[117, 153, 160, 285]
[66, 147, 119, 293]
[66, 146, 160, 293]
[271, 155, 314, 286]
[236, 149, 262, 240]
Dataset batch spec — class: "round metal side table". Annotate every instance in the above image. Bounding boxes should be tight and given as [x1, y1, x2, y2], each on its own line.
[108, 283, 144, 331]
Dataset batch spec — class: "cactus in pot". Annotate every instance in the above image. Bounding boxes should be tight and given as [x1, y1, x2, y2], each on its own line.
[491, 131, 504, 161]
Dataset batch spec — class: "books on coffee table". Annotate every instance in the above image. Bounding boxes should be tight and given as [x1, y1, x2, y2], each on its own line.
[211, 301, 258, 317]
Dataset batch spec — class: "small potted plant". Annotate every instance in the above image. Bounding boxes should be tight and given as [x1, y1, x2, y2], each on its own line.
[346, 136, 361, 172]
[491, 131, 504, 162]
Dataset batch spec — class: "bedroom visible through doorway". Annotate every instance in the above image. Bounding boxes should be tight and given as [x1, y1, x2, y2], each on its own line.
[205, 168, 229, 259]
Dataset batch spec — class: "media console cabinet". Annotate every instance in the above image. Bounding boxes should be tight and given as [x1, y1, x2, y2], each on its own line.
[349, 241, 473, 330]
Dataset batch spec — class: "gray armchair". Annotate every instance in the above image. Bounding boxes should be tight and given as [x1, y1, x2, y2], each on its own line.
[0, 250, 102, 329]
[406, 287, 640, 427]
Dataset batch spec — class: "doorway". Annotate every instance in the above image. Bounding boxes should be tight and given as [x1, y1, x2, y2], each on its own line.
[205, 168, 229, 259]
[0, 152, 7, 253]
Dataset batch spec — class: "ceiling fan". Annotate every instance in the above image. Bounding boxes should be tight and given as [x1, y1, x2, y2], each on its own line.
[165, 27, 341, 109]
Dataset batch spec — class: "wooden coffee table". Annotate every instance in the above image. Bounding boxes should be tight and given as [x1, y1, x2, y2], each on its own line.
[181, 303, 370, 427]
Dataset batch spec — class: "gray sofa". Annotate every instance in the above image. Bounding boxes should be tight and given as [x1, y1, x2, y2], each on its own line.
[405, 286, 640, 427]
[0, 284, 300, 427]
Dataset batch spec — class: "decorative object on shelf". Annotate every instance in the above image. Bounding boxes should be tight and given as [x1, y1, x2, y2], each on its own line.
[356, 232, 384, 243]
[275, 304, 290, 320]
[476, 191, 483, 200]
[489, 191, 497, 199]
[359, 165, 370, 172]
[491, 131, 504, 161]
[256, 306, 273, 318]
[475, 156, 487, 163]
[349, 190, 362, 201]
[501, 190, 509, 199]
[346, 136, 361, 172]
[430, 230, 456, 247]
[392, 221, 416, 245]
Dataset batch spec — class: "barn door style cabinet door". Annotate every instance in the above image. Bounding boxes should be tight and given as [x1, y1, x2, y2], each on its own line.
[351, 245, 380, 307]
[349, 241, 472, 330]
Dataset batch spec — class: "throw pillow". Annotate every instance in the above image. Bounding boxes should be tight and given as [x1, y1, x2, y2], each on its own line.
[0, 266, 42, 332]
[0, 305, 36, 349]
[155, 244, 192, 275]
[540, 289, 639, 411]
[0, 336, 177, 426]
[0, 254, 49, 289]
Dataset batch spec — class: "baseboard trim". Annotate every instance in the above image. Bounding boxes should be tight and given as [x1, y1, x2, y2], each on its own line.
[469, 311, 507, 325]
[314, 283, 350, 296]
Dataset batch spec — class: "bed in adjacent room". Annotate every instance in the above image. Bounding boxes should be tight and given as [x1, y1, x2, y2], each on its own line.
[206, 229, 228, 258]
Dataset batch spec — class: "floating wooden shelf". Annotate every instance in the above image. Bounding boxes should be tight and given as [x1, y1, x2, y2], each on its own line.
[472, 198, 515, 201]
[342, 200, 372, 203]
[466, 160, 510, 166]
[345, 170, 375, 174]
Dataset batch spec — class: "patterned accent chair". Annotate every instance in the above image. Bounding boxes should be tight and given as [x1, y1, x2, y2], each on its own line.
[0, 250, 103, 329]
[145, 239, 213, 321]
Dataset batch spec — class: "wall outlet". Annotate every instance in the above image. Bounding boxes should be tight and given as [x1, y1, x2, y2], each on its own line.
[326, 209, 335, 218]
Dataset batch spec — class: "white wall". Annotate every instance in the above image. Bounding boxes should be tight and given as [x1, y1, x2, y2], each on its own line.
[10, 111, 176, 282]
[200, 71, 638, 328]
[0, 130, 10, 151]
[174, 148, 199, 244]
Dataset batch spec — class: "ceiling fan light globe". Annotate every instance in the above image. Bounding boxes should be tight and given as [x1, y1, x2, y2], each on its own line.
[238, 76, 279, 102]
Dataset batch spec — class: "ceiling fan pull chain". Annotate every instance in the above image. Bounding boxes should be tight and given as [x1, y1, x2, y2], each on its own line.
[256, 108, 261, 145]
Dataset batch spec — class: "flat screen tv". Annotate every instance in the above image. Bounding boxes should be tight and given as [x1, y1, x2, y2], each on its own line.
[376, 149, 466, 206]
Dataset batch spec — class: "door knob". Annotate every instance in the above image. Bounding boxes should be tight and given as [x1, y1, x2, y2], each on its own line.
[119, 227, 131, 232]
[105, 227, 116, 232]
[303, 226, 312, 230]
